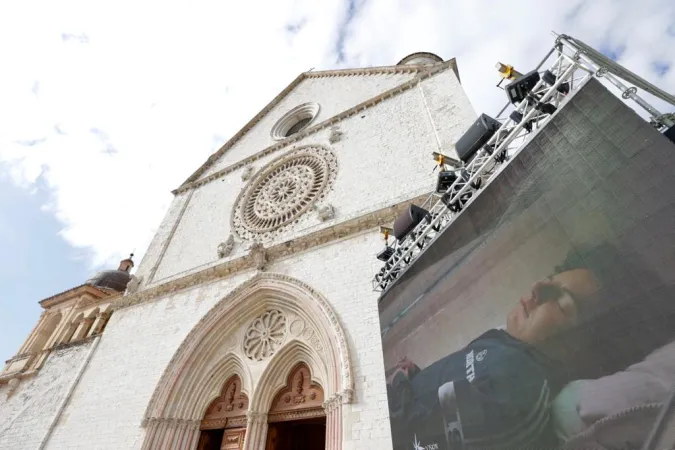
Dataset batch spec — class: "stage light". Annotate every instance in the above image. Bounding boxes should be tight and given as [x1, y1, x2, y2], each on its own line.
[505, 70, 540, 105]
[535, 101, 557, 115]
[455, 114, 501, 163]
[509, 111, 533, 133]
[665, 124, 675, 144]
[393, 205, 430, 241]
[376, 226, 395, 262]
[484, 144, 508, 163]
[436, 170, 458, 194]
[495, 62, 523, 81]
[377, 246, 395, 262]
[542, 70, 570, 95]
[440, 170, 481, 212]
[432, 152, 460, 168]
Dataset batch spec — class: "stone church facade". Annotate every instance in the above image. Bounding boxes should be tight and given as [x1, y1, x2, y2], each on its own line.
[0, 53, 475, 450]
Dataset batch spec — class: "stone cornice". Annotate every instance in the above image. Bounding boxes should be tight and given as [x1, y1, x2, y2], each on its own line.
[174, 59, 458, 194]
[304, 61, 458, 79]
[38, 284, 113, 309]
[113, 194, 428, 311]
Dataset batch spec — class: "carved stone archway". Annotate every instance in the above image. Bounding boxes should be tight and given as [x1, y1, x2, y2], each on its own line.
[141, 273, 353, 450]
[262, 363, 326, 450]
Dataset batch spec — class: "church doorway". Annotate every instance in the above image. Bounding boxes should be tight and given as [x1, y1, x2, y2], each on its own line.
[266, 417, 326, 450]
[266, 363, 326, 450]
[197, 429, 223, 450]
[197, 375, 248, 450]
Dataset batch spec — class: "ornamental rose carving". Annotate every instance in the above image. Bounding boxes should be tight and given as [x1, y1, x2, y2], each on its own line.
[231, 147, 338, 242]
[243, 309, 287, 361]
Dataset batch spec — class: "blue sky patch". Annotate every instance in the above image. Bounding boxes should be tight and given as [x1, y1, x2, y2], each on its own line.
[599, 43, 626, 61]
[652, 60, 671, 76]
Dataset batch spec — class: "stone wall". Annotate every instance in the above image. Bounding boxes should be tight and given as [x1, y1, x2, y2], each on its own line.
[199, 72, 418, 176]
[0, 342, 92, 450]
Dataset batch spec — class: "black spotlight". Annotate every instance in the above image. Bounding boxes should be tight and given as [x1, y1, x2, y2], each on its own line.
[393, 205, 430, 241]
[542, 70, 570, 95]
[665, 124, 675, 144]
[484, 144, 507, 163]
[509, 110, 533, 133]
[505, 70, 540, 104]
[455, 113, 501, 163]
[436, 170, 458, 193]
[377, 246, 395, 262]
[440, 170, 481, 212]
[535, 101, 557, 115]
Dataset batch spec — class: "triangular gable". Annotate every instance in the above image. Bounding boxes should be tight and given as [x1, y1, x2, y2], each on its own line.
[177, 59, 460, 192]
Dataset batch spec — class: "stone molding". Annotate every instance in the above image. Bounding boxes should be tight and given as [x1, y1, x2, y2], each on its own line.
[113, 194, 427, 311]
[141, 417, 201, 430]
[174, 59, 458, 194]
[267, 407, 325, 423]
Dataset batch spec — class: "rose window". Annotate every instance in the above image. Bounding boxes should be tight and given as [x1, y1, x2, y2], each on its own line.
[243, 310, 287, 361]
[232, 146, 338, 241]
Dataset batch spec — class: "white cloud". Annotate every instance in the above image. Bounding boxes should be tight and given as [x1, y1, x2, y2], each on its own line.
[0, 0, 673, 270]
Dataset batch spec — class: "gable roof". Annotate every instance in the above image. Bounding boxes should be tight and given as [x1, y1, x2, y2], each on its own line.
[176, 59, 461, 192]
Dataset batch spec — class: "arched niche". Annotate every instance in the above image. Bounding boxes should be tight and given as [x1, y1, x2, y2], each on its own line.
[268, 363, 324, 422]
[201, 375, 249, 430]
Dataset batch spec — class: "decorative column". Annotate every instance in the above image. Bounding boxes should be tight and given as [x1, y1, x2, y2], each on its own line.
[141, 418, 200, 450]
[242, 411, 268, 450]
[323, 394, 345, 450]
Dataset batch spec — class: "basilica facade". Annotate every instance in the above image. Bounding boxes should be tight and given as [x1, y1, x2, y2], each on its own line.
[0, 53, 475, 450]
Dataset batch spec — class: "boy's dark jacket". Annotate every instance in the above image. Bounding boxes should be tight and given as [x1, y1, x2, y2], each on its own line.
[387, 329, 564, 450]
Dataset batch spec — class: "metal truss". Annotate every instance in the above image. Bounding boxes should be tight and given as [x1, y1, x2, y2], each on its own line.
[373, 33, 675, 293]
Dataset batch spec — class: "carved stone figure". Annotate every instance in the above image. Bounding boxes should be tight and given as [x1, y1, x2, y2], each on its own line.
[6, 378, 19, 398]
[317, 204, 335, 221]
[241, 165, 254, 181]
[217, 235, 235, 258]
[328, 126, 343, 143]
[249, 242, 267, 271]
[125, 275, 143, 295]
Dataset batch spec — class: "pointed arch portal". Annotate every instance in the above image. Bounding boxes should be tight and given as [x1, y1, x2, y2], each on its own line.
[141, 273, 352, 450]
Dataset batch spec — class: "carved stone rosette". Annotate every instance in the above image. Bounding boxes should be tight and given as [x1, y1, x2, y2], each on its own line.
[231, 146, 338, 242]
[243, 310, 287, 361]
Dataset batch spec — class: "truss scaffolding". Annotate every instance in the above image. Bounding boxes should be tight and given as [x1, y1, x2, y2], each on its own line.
[373, 33, 675, 293]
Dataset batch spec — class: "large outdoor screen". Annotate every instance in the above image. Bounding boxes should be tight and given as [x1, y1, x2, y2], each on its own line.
[379, 79, 675, 450]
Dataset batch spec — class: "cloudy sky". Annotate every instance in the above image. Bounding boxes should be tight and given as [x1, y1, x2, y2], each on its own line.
[0, 0, 673, 362]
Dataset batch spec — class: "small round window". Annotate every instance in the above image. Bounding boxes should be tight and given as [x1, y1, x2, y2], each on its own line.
[271, 103, 320, 140]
